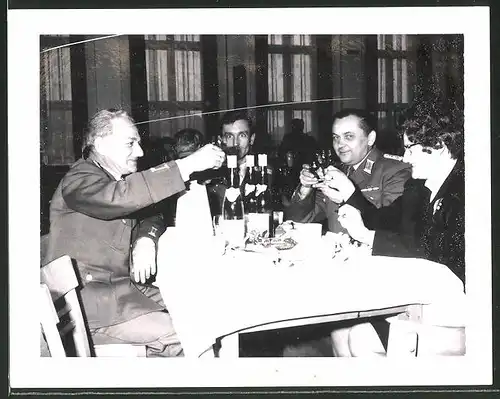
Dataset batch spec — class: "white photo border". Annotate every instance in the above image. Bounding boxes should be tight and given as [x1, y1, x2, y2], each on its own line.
[8, 6, 492, 388]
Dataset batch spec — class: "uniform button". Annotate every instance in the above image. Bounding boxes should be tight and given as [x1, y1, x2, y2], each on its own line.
[85, 274, 93, 282]
[122, 219, 127, 224]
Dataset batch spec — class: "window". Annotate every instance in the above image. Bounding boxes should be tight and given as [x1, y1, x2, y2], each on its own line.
[40, 35, 74, 165]
[144, 35, 204, 138]
[376, 35, 417, 133]
[429, 35, 464, 109]
[267, 35, 316, 145]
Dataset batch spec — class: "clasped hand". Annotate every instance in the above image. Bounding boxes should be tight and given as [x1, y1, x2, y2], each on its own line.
[299, 165, 355, 204]
[338, 204, 375, 247]
[190, 144, 226, 171]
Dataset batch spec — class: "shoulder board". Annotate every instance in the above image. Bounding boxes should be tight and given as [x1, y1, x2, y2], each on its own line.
[383, 154, 404, 161]
[150, 163, 171, 173]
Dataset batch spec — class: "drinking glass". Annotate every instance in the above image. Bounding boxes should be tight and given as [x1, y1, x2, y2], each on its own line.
[212, 215, 228, 255]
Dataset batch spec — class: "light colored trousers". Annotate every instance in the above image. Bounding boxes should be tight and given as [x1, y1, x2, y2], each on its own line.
[90, 284, 184, 357]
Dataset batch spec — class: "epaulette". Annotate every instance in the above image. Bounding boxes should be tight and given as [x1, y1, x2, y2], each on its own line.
[383, 153, 404, 161]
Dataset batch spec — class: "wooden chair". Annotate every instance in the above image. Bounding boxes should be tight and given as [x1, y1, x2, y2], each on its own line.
[40, 255, 146, 357]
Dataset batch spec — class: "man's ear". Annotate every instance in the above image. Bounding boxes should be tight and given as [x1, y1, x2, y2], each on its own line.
[93, 136, 105, 154]
[367, 130, 376, 147]
[250, 133, 256, 146]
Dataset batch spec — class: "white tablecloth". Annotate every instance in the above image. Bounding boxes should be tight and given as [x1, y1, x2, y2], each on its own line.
[155, 229, 466, 357]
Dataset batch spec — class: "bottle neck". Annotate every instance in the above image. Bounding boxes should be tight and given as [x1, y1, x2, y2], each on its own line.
[260, 166, 268, 185]
[229, 167, 240, 188]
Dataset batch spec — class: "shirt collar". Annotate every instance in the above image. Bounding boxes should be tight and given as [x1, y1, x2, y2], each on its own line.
[88, 150, 124, 181]
[424, 158, 457, 202]
[352, 148, 374, 171]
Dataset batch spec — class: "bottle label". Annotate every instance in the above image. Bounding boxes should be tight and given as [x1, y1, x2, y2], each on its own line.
[244, 183, 256, 197]
[225, 187, 241, 202]
[258, 154, 268, 167]
[255, 184, 267, 197]
[227, 155, 238, 168]
[246, 155, 255, 167]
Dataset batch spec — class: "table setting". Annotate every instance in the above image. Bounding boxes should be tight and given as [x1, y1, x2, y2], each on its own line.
[153, 180, 466, 358]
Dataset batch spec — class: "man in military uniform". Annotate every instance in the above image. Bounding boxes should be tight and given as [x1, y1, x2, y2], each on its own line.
[42, 109, 225, 357]
[280, 109, 411, 357]
[284, 108, 411, 233]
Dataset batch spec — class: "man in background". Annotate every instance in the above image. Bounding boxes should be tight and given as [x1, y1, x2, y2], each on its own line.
[279, 118, 317, 168]
[206, 110, 275, 216]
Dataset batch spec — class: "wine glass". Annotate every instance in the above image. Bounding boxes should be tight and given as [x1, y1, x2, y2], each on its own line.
[212, 214, 228, 255]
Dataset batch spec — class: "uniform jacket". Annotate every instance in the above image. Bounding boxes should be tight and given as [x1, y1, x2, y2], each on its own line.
[42, 153, 187, 329]
[347, 158, 465, 285]
[284, 148, 412, 232]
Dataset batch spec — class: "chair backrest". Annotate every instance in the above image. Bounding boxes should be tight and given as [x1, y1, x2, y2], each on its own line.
[40, 255, 92, 357]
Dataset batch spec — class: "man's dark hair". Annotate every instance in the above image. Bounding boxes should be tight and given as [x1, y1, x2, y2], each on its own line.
[174, 128, 205, 158]
[219, 110, 253, 132]
[291, 118, 305, 132]
[82, 108, 134, 159]
[332, 108, 377, 136]
[400, 99, 463, 159]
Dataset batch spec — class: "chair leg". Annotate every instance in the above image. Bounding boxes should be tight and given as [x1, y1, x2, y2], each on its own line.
[386, 320, 418, 357]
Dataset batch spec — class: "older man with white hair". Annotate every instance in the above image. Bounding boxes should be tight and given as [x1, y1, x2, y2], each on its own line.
[43, 108, 225, 357]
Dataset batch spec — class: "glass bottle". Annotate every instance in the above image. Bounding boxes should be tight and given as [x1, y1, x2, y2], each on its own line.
[221, 155, 245, 247]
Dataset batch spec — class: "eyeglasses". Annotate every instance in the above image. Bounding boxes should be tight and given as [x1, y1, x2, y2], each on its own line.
[403, 143, 418, 150]
[404, 143, 432, 154]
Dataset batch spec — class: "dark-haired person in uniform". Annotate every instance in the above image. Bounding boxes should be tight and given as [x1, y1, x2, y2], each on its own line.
[205, 110, 275, 217]
[42, 109, 225, 357]
[278, 118, 318, 168]
[280, 109, 411, 357]
[285, 108, 412, 234]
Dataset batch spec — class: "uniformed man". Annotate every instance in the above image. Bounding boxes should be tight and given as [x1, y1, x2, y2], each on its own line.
[42, 109, 225, 357]
[284, 108, 411, 234]
[280, 108, 411, 357]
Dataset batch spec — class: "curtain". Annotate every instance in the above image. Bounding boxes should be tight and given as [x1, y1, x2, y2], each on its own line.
[40, 41, 74, 165]
[145, 35, 203, 138]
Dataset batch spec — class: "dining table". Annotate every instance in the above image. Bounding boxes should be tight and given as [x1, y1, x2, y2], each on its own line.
[155, 226, 466, 358]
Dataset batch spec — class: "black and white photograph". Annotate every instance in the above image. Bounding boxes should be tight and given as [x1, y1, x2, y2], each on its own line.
[8, 6, 492, 389]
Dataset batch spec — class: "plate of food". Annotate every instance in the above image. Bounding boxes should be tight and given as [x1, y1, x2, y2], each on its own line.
[244, 227, 298, 253]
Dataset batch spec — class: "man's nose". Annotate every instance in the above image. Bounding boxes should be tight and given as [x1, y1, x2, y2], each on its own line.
[336, 139, 347, 148]
[237, 135, 246, 146]
[134, 142, 144, 158]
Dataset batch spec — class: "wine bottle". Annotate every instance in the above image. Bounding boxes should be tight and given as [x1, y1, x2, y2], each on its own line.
[255, 153, 274, 238]
[244, 154, 258, 214]
[221, 155, 245, 247]
[279, 151, 296, 202]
